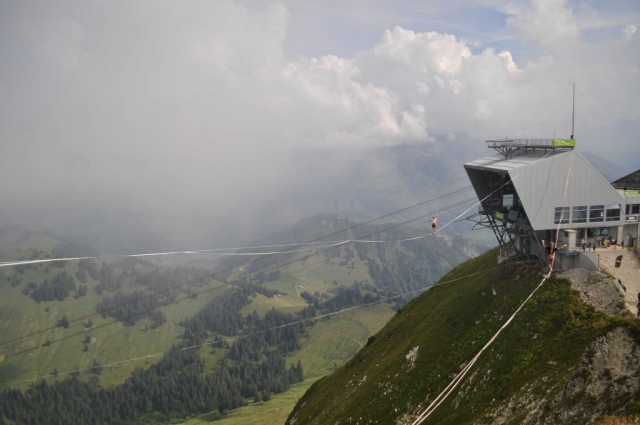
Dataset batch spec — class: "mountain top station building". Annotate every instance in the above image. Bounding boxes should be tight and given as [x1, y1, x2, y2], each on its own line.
[463, 138, 640, 270]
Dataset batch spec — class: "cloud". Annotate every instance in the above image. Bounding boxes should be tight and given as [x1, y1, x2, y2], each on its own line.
[0, 0, 638, 250]
[506, 0, 580, 49]
[621, 24, 636, 43]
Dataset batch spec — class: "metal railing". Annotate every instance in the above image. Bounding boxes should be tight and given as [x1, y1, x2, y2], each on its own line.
[486, 139, 555, 147]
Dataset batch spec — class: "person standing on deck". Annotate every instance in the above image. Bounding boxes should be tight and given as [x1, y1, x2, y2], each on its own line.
[431, 215, 439, 235]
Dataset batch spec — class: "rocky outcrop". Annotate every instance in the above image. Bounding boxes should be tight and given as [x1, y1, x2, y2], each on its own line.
[486, 270, 637, 424]
[559, 268, 629, 316]
[547, 327, 640, 423]
[487, 327, 640, 425]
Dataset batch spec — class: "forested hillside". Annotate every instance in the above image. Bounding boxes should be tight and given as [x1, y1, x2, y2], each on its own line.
[0, 218, 483, 424]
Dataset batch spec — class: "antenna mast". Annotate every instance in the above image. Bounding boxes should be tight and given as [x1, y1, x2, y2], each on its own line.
[570, 82, 575, 140]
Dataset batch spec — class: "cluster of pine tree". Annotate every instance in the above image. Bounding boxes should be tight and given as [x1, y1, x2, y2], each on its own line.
[95, 291, 166, 328]
[9, 275, 22, 287]
[95, 262, 124, 293]
[180, 283, 281, 343]
[299, 286, 384, 311]
[324, 286, 382, 312]
[134, 266, 212, 291]
[12, 263, 31, 274]
[77, 258, 98, 281]
[27, 271, 77, 303]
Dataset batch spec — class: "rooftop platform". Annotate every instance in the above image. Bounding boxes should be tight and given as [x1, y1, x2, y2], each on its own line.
[464, 150, 569, 173]
[486, 138, 575, 159]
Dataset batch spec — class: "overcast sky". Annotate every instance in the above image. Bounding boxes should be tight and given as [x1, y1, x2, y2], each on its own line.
[1, 0, 638, 251]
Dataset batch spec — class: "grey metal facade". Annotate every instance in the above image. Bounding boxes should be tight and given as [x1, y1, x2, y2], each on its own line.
[465, 150, 625, 231]
[464, 146, 640, 268]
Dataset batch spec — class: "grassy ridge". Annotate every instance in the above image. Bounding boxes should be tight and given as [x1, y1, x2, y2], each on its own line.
[288, 248, 639, 424]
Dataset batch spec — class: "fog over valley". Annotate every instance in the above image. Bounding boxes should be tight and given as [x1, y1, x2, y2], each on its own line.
[1, 0, 638, 253]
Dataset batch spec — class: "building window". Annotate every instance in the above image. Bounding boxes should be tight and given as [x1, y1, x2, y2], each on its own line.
[626, 204, 640, 215]
[589, 205, 604, 222]
[502, 194, 514, 208]
[588, 227, 609, 237]
[606, 204, 620, 222]
[572, 206, 587, 223]
[554, 206, 570, 224]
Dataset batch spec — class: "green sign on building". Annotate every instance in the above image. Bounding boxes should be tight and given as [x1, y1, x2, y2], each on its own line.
[494, 211, 505, 221]
[552, 139, 576, 147]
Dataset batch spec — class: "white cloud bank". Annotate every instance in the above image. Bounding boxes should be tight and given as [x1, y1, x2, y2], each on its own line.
[2, 0, 638, 156]
[0, 0, 638, 248]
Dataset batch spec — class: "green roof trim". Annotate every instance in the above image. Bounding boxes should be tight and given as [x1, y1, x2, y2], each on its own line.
[552, 139, 575, 147]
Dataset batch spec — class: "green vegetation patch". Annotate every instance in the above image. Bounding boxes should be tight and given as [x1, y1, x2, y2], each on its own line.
[288, 248, 631, 424]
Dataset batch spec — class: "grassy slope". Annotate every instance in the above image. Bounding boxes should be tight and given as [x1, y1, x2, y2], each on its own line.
[0, 269, 230, 390]
[0, 228, 395, 402]
[0, 230, 231, 390]
[287, 248, 640, 424]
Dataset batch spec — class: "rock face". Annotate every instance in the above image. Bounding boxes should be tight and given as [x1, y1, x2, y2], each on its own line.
[488, 269, 638, 425]
[558, 268, 629, 316]
[548, 327, 640, 423]
[488, 327, 640, 424]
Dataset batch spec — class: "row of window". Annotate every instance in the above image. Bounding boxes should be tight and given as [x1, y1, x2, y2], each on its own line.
[554, 204, 639, 224]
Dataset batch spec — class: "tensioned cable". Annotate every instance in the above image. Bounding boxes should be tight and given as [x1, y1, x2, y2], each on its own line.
[0, 186, 473, 268]
[0, 188, 474, 349]
[0, 171, 513, 363]
[0, 192, 477, 368]
[2, 260, 531, 386]
[0, 197, 476, 380]
[0, 175, 504, 361]
[411, 151, 575, 425]
[0, 155, 556, 410]
[0, 194, 521, 412]
[0, 196, 476, 354]
[345, 175, 470, 222]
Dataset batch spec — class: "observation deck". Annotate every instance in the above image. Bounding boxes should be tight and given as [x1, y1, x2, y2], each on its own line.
[486, 138, 575, 159]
